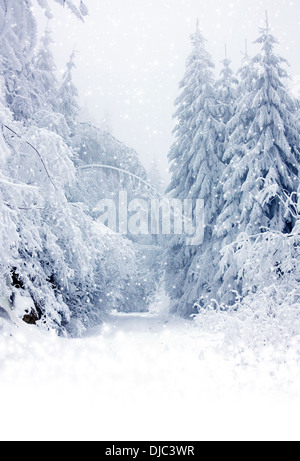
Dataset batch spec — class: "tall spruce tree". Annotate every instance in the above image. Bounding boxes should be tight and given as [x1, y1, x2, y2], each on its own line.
[30, 26, 71, 139]
[33, 26, 58, 113]
[58, 50, 80, 132]
[182, 53, 239, 309]
[215, 48, 238, 160]
[148, 157, 165, 194]
[0, 0, 87, 122]
[215, 14, 300, 302]
[216, 48, 238, 125]
[166, 21, 224, 315]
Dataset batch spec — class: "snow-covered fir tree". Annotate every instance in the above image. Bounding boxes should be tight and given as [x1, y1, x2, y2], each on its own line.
[31, 26, 71, 138]
[0, 0, 86, 122]
[58, 50, 80, 132]
[215, 16, 300, 302]
[33, 26, 58, 113]
[0, 1, 37, 122]
[148, 158, 165, 194]
[215, 48, 238, 158]
[166, 21, 224, 315]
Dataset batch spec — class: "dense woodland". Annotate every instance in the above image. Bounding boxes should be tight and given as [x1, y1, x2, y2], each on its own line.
[0, 2, 299, 345]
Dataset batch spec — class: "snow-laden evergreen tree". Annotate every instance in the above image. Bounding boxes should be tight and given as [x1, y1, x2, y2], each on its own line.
[30, 26, 71, 138]
[0, 0, 37, 122]
[8, 26, 60, 125]
[196, 45, 256, 304]
[1, 102, 144, 336]
[0, 0, 87, 122]
[215, 15, 300, 302]
[165, 21, 224, 315]
[0, 0, 151, 335]
[148, 158, 165, 194]
[215, 48, 238, 157]
[33, 26, 58, 112]
[58, 50, 80, 132]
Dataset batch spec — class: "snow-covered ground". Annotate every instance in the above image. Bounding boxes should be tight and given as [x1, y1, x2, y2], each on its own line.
[0, 307, 300, 441]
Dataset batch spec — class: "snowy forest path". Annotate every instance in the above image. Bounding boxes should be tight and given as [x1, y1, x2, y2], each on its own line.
[0, 311, 299, 441]
[86, 311, 176, 337]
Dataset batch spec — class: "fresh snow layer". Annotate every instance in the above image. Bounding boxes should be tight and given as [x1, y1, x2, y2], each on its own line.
[0, 311, 300, 441]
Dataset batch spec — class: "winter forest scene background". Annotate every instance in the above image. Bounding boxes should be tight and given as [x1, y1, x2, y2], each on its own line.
[0, 0, 300, 442]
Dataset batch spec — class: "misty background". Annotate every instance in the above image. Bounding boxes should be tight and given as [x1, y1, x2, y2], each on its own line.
[34, 0, 300, 180]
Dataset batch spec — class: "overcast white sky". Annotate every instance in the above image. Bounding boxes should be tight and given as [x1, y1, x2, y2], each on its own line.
[35, 0, 300, 178]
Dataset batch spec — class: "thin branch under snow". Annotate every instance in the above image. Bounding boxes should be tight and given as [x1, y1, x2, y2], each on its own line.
[3, 125, 58, 191]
